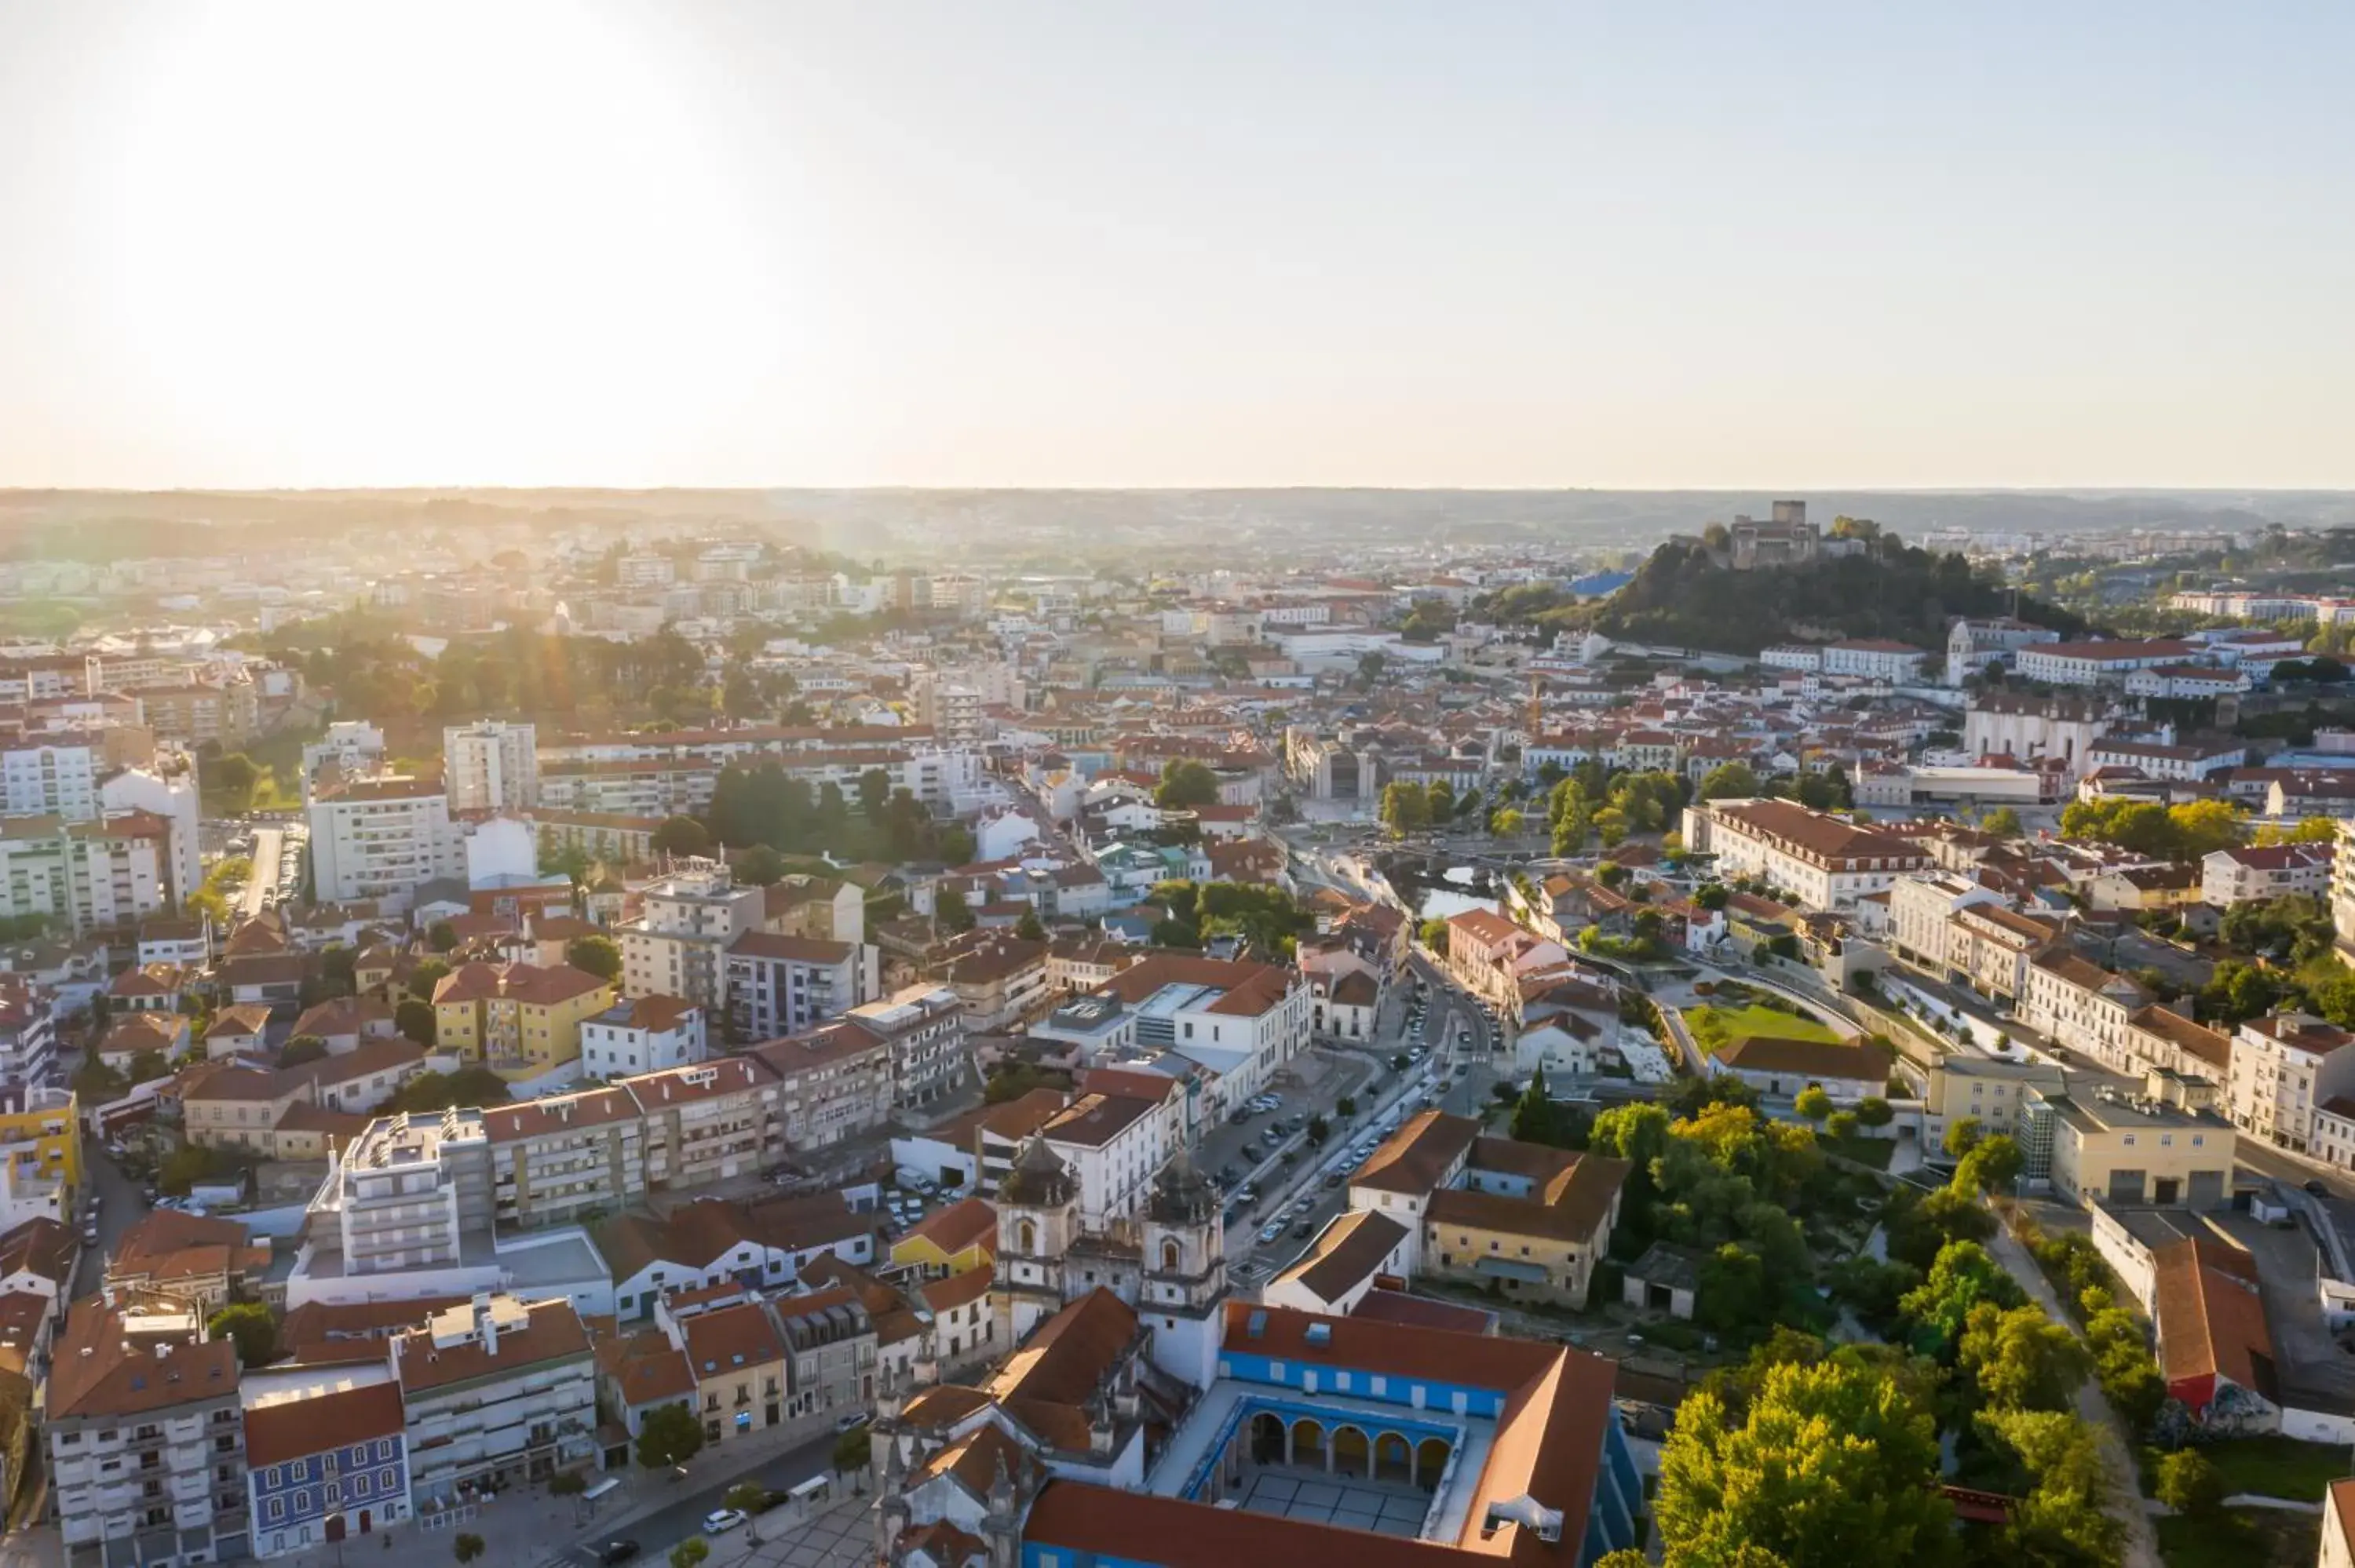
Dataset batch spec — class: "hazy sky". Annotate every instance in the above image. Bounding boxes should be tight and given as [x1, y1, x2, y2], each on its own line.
[3, 2, 2351, 490]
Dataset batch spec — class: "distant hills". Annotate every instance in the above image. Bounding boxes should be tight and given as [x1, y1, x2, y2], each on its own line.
[1586, 538, 2086, 657]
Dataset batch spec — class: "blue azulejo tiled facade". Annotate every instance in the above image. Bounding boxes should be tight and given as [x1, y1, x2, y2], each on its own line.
[248, 1431, 411, 1559]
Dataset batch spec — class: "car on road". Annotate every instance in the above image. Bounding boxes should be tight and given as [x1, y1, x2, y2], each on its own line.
[836, 1410, 870, 1433]
[598, 1544, 641, 1565]
[1293, 1219, 1316, 1238]
[703, 1509, 747, 1535]
[1258, 1222, 1284, 1245]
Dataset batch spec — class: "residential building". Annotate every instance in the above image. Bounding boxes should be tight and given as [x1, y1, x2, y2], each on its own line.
[2227, 1013, 2355, 1157]
[2016, 639, 2202, 686]
[619, 859, 764, 1012]
[1821, 639, 1929, 682]
[579, 994, 705, 1078]
[1680, 798, 1931, 913]
[772, 1285, 876, 1420]
[389, 1295, 597, 1503]
[744, 1021, 896, 1150]
[0, 812, 173, 935]
[936, 932, 1050, 1031]
[1040, 1086, 1178, 1231]
[0, 1085, 80, 1224]
[136, 680, 260, 746]
[441, 721, 538, 813]
[0, 978, 60, 1094]
[1921, 1056, 2065, 1150]
[674, 1295, 790, 1446]
[2, 734, 98, 819]
[724, 932, 877, 1041]
[243, 1380, 411, 1557]
[1420, 1137, 1629, 1308]
[635, 1058, 777, 1192]
[2083, 738, 2247, 782]
[2203, 844, 2331, 908]
[46, 1302, 250, 1568]
[482, 1086, 649, 1230]
[429, 961, 614, 1084]
[306, 772, 463, 905]
[843, 983, 966, 1110]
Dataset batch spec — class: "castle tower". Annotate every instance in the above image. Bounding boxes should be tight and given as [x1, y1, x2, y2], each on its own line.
[993, 1136, 1081, 1341]
[1140, 1145, 1228, 1389]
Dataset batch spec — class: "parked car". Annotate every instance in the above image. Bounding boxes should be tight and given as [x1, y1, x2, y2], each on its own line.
[1293, 1220, 1315, 1238]
[599, 1544, 641, 1565]
[835, 1410, 870, 1433]
[703, 1510, 747, 1534]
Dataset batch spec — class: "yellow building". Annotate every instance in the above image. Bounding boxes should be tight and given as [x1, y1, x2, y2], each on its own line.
[432, 961, 614, 1082]
[677, 1298, 790, 1444]
[2042, 1070, 2235, 1209]
[889, 1195, 998, 1279]
[0, 1086, 82, 1213]
[1420, 1149, 1628, 1310]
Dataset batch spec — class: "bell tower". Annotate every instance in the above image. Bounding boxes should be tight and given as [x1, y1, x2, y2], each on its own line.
[993, 1136, 1081, 1341]
[1141, 1146, 1227, 1389]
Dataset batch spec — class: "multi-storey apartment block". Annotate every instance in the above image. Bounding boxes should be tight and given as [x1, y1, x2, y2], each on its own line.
[620, 859, 764, 1012]
[724, 932, 876, 1041]
[389, 1295, 597, 1504]
[48, 1304, 251, 1568]
[1679, 798, 1931, 913]
[305, 772, 463, 905]
[441, 720, 539, 812]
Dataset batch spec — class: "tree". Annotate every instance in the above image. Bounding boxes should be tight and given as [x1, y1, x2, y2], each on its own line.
[565, 934, 623, 982]
[549, 1471, 587, 1497]
[1418, 917, 1449, 955]
[1696, 1242, 1770, 1334]
[207, 1302, 278, 1367]
[279, 1035, 329, 1067]
[1943, 1116, 1985, 1160]
[1855, 1096, 1894, 1129]
[1958, 1302, 2091, 1413]
[1975, 1409, 2122, 1567]
[734, 844, 787, 887]
[723, 1482, 769, 1514]
[394, 997, 437, 1046]
[832, 1424, 872, 1475]
[407, 958, 451, 1001]
[1304, 1113, 1330, 1147]
[1510, 1065, 1581, 1149]
[652, 815, 712, 859]
[2153, 1448, 2224, 1517]
[1155, 760, 1220, 810]
[1824, 1109, 1858, 1139]
[1900, 1240, 2024, 1353]
[1980, 806, 2024, 839]
[1695, 882, 1729, 910]
[210, 752, 261, 810]
[1378, 780, 1430, 838]
[637, 1402, 705, 1469]
[936, 888, 974, 935]
[1336, 1095, 1357, 1118]
[1793, 1085, 1832, 1122]
[1698, 762, 1760, 800]
[1489, 807, 1524, 837]
[426, 920, 461, 954]
[1655, 1356, 1960, 1568]
[454, 1535, 486, 1566]
[1955, 1132, 2023, 1194]
[669, 1542, 708, 1568]
[1015, 909, 1047, 942]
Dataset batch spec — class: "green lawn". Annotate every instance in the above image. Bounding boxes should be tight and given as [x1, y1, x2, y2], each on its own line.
[1684, 1001, 1838, 1056]
[1822, 1135, 1896, 1169]
[2186, 1435, 2353, 1503]
[2156, 1508, 2321, 1568]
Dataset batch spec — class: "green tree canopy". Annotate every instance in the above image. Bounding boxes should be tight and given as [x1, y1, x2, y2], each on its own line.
[1958, 1301, 2091, 1413]
[652, 815, 712, 858]
[1656, 1356, 1959, 1567]
[1154, 759, 1221, 810]
[637, 1402, 705, 1470]
[207, 1302, 278, 1367]
[564, 934, 623, 981]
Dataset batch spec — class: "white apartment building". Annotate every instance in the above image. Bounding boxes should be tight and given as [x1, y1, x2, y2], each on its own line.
[2082, 738, 2246, 782]
[443, 720, 539, 812]
[1678, 798, 1931, 913]
[724, 932, 878, 1042]
[619, 859, 765, 1012]
[1945, 618, 2062, 687]
[2020, 951, 2149, 1074]
[47, 1306, 252, 1568]
[1042, 1085, 1178, 1231]
[1820, 639, 1929, 682]
[2227, 1013, 2355, 1158]
[0, 814, 171, 935]
[2014, 639, 2201, 686]
[1888, 872, 2003, 975]
[843, 983, 966, 1110]
[1089, 954, 1312, 1119]
[100, 760, 202, 910]
[390, 1295, 597, 1504]
[579, 995, 706, 1078]
[306, 772, 463, 905]
[1, 735, 98, 819]
[2200, 844, 2331, 908]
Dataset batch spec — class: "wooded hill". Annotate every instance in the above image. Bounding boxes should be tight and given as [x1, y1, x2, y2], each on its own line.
[1585, 538, 2083, 657]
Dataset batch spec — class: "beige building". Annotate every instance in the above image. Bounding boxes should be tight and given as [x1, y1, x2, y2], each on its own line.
[2039, 1070, 2235, 1209]
[1922, 1056, 2065, 1151]
[2226, 1013, 2355, 1158]
[747, 1020, 896, 1150]
[1679, 798, 1931, 913]
[636, 1058, 777, 1191]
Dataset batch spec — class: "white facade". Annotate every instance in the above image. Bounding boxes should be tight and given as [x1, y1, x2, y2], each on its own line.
[0, 818, 170, 935]
[1821, 640, 1928, 682]
[1887, 872, 2002, 974]
[1, 737, 98, 819]
[443, 721, 539, 812]
[619, 860, 764, 1012]
[579, 999, 706, 1078]
[2202, 846, 2331, 908]
[2227, 1014, 2355, 1158]
[98, 762, 202, 910]
[1679, 798, 1931, 913]
[307, 776, 463, 904]
[2015, 640, 2200, 686]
